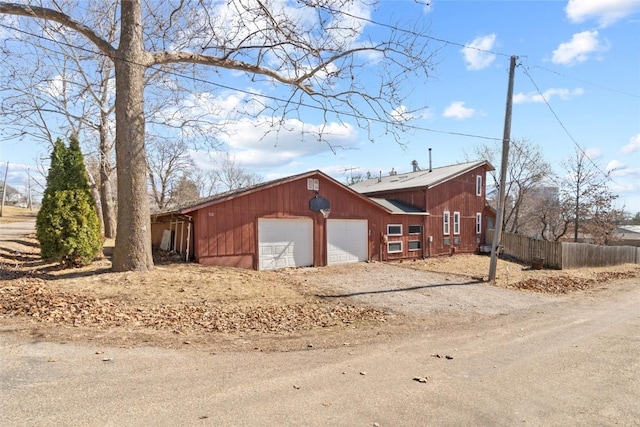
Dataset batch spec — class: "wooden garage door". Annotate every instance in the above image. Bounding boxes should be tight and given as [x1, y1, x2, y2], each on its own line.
[327, 219, 368, 265]
[258, 218, 313, 271]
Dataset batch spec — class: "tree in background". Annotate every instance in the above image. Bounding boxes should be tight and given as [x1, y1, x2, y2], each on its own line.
[36, 136, 102, 267]
[561, 149, 623, 243]
[535, 149, 623, 244]
[467, 138, 552, 235]
[146, 137, 195, 211]
[213, 152, 261, 193]
[627, 212, 640, 225]
[189, 152, 262, 199]
[170, 177, 201, 207]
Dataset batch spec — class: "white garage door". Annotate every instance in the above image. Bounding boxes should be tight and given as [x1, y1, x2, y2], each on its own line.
[327, 219, 368, 265]
[258, 218, 313, 271]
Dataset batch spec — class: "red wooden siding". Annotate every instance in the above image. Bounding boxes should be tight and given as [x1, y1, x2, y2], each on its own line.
[424, 166, 489, 255]
[189, 173, 404, 268]
[150, 164, 490, 270]
[361, 165, 490, 257]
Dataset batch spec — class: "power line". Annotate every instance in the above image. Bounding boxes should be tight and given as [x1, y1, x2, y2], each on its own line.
[527, 64, 640, 99]
[0, 22, 503, 143]
[519, 64, 615, 185]
[322, 5, 513, 59]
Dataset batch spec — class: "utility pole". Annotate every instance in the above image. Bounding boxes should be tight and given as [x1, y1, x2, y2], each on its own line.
[27, 166, 33, 211]
[0, 162, 8, 217]
[488, 55, 517, 284]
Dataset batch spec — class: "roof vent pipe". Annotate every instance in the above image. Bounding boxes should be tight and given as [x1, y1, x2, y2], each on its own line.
[429, 148, 432, 172]
[378, 171, 382, 183]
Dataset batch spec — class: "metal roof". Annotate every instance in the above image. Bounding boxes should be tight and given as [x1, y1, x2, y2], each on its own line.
[152, 169, 391, 217]
[350, 160, 493, 194]
[618, 225, 640, 235]
[369, 198, 429, 215]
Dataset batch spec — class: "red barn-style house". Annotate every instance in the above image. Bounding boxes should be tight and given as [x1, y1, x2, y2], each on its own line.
[150, 160, 494, 270]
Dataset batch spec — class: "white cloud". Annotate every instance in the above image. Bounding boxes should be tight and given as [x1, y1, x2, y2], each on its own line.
[461, 34, 497, 70]
[566, 0, 640, 27]
[390, 105, 414, 122]
[622, 134, 640, 153]
[513, 87, 584, 104]
[38, 74, 67, 100]
[606, 159, 625, 171]
[609, 165, 640, 177]
[443, 101, 476, 119]
[552, 30, 607, 66]
[214, 117, 360, 168]
[584, 147, 603, 159]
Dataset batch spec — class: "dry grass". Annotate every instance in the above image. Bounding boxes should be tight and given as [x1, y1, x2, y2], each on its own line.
[0, 206, 37, 223]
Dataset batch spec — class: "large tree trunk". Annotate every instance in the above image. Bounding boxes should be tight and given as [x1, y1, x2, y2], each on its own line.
[98, 113, 117, 239]
[112, 0, 153, 271]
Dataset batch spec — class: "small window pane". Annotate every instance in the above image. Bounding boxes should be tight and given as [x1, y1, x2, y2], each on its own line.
[443, 238, 450, 246]
[387, 224, 402, 236]
[408, 225, 422, 234]
[453, 212, 460, 235]
[408, 240, 422, 251]
[443, 211, 450, 235]
[388, 241, 402, 253]
[476, 175, 482, 196]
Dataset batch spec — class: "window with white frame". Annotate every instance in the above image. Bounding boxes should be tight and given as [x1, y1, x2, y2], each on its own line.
[476, 213, 482, 234]
[307, 178, 319, 191]
[476, 175, 482, 196]
[387, 224, 402, 236]
[408, 225, 422, 234]
[453, 211, 460, 235]
[387, 241, 403, 253]
[443, 211, 450, 235]
[408, 240, 422, 251]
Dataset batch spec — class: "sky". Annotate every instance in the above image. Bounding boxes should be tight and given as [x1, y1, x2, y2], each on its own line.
[1, 0, 639, 213]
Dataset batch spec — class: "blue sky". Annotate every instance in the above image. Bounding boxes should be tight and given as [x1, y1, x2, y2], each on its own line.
[1, 0, 639, 213]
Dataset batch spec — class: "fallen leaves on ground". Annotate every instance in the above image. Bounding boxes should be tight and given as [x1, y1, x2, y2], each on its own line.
[507, 270, 638, 294]
[0, 275, 386, 334]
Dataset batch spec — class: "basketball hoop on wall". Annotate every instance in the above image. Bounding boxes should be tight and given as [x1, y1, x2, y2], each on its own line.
[309, 193, 331, 219]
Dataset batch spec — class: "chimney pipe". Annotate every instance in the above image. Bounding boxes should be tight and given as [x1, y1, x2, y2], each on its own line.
[378, 171, 382, 183]
[429, 148, 432, 172]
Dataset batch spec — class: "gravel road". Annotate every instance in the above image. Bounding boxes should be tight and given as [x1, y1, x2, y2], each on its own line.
[2, 276, 638, 426]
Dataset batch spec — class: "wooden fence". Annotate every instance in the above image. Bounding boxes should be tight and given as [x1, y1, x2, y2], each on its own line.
[487, 229, 640, 269]
[562, 242, 639, 269]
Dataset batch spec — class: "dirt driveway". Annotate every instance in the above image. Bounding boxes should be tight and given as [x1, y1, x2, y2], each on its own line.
[291, 262, 557, 318]
[2, 277, 639, 426]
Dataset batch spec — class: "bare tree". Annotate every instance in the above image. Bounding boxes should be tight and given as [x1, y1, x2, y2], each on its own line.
[468, 138, 552, 235]
[146, 137, 194, 211]
[560, 150, 623, 244]
[534, 149, 623, 243]
[170, 177, 201, 207]
[1, 1, 435, 271]
[1, 0, 119, 237]
[213, 152, 261, 193]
